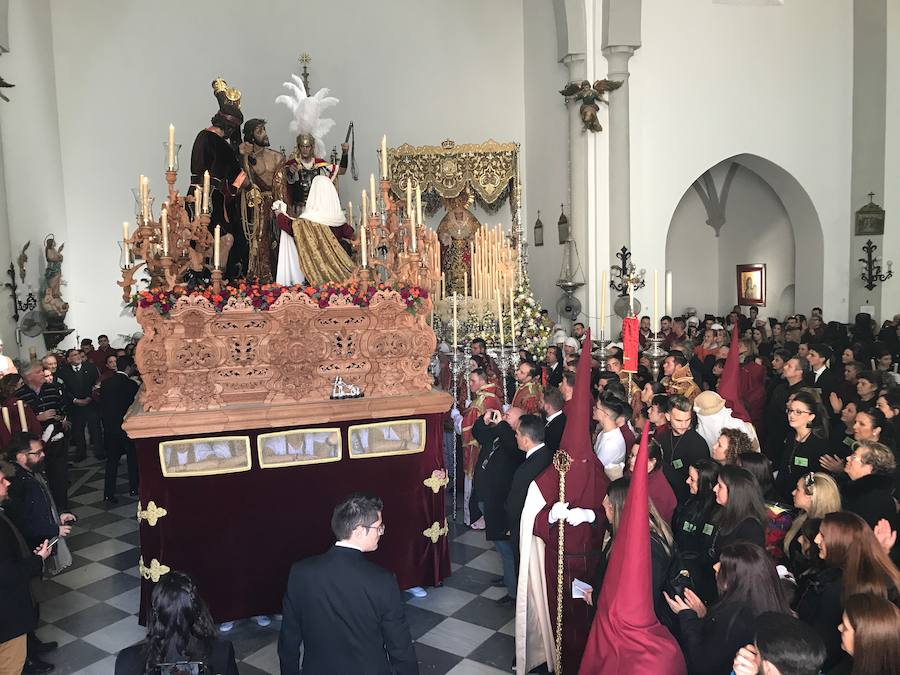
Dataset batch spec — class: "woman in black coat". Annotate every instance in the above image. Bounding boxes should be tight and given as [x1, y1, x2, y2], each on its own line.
[665, 542, 793, 675]
[710, 465, 767, 560]
[673, 459, 720, 554]
[115, 571, 238, 675]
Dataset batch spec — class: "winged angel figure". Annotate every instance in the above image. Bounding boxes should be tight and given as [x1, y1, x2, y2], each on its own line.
[559, 79, 623, 133]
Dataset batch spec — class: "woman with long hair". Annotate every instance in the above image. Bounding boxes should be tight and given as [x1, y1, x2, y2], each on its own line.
[783, 472, 841, 573]
[115, 571, 238, 675]
[796, 511, 900, 670]
[773, 390, 829, 502]
[831, 593, 900, 675]
[626, 440, 677, 524]
[738, 452, 794, 561]
[673, 459, 720, 553]
[665, 542, 793, 675]
[711, 465, 767, 559]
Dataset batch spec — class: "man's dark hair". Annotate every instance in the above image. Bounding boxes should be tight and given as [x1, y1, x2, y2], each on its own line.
[3, 432, 40, 461]
[749, 305, 759, 315]
[673, 317, 686, 328]
[666, 351, 688, 367]
[243, 118, 267, 143]
[668, 394, 692, 414]
[80, 338, 92, 346]
[65, 348, 79, 358]
[470, 367, 487, 383]
[520, 362, 539, 379]
[846, 360, 865, 373]
[754, 612, 826, 675]
[543, 387, 565, 413]
[517, 415, 545, 445]
[561, 371, 577, 389]
[661, 315, 673, 323]
[808, 343, 832, 361]
[651, 394, 671, 414]
[331, 493, 384, 541]
[574, 322, 585, 330]
[116, 355, 135, 373]
[773, 348, 792, 363]
[604, 380, 626, 401]
[471, 338, 487, 349]
[598, 395, 626, 420]
[606, 354, 622, 367]
[98, 334, 109, 340]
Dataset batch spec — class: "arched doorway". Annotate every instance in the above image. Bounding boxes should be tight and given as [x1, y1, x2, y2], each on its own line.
[665, 154, 823, 320]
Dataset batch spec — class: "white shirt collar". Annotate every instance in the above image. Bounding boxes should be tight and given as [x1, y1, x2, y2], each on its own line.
[526, 442, 545, 459]
[546, 410, 562, 424]
[814, 365, 827, 377]
[335, 541, 364, 552]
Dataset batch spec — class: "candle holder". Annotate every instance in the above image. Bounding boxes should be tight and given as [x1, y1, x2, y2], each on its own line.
[356, 266, 374, 284]
[211, 268, 223, 295]
[449, 350, 465, 520]
[645, 333, 668, 381]
[594, 335, 611, 370]
[163, 142, 182, 174]
[159, 256, 176, 291]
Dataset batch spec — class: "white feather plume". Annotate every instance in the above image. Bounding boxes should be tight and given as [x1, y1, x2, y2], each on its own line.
[275, 74, 339, 158]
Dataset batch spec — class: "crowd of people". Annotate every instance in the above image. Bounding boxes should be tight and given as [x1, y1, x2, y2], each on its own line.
[0, 336, 141, 674]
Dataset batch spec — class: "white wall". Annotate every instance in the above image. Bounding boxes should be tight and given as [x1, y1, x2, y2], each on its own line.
[624, 0, 853, 322]
[880, 0, 900, 320]
[666, 163, 795, 319]
[5, 0, 541, 340]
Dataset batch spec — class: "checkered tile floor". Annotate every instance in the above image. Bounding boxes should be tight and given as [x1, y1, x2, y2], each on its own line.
[34, 460, 516, 674]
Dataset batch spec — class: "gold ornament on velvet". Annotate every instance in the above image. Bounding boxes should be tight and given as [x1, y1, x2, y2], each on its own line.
[137, 501, 168, 527]
[422, 519, 449, 544]
[423, 469, 449, 494]
[139, 556, 171, 583]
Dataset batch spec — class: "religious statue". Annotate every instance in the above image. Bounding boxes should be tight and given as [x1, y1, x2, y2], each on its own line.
[41, 235, 69, 324]
[16, 241, 29, 283]
[189, 78, 248, 279]
[436, 190, 482, 295]
[559, 78, 623, 133]
[239, 119, 286, 283]
[274, 73, 349, 214]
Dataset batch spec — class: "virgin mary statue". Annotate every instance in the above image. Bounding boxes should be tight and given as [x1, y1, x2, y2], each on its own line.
[275, 175, 356, 286]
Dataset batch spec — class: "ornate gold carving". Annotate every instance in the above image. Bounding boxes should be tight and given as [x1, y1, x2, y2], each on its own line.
[139, 556, 171, 582]
[387, 139, 518, 206]
[135, 291, 435, 412]
[423, 469, 449, 494]
[137, 500, 168, 526]
[422, 519, 449, 544]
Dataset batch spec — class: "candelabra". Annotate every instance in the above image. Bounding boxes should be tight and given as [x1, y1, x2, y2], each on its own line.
[594, 335, 611, 371]
[645, 333, 668, 381]
[449, 351, 465, 520]
[859, 239, 893, 291]
[610, 246, 646, 297]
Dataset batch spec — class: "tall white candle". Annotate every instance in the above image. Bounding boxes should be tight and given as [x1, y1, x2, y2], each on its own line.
[167, 124, 175, 170]
[496, 290, 505, 345]
[348, 201, 353, 227]
[509, 285, 516, 342]
[381, 135, 388, 177]
[16, 400, 26, 430]
[416, 184, 423, 226]
[361, 217, 368, 267]
[453, 292, 459, 350]
[214, 225, 221, 269]
[202, 171, 210, 213]
[1, 407, 9, 432]
[406, 179, 412, 222]
[369, 174, 377, 214]
[161, 205, 169, 255]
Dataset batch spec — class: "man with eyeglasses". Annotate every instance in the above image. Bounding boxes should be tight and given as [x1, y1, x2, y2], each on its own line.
[278, 492, 417, 675]
[763, 356, 808, 464]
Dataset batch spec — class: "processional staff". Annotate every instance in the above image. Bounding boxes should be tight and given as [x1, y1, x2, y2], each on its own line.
[553, 448, 572, 673]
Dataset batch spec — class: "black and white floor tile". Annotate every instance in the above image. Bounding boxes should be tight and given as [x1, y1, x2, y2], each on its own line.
[34, 460, 515, 674]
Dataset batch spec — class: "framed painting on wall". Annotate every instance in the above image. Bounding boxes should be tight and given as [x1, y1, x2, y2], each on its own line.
[736, 263, 766, 307]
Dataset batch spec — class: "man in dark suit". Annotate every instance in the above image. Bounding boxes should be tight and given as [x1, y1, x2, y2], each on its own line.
[472, 407, 524, 604]
[542, 387, 566, 453]
[805, 343, 839, 404]
[57, 349, 102, 462]
[505, 414, 554, 562]
[278, 493, 417, 675]
[99, 357, 140, 503]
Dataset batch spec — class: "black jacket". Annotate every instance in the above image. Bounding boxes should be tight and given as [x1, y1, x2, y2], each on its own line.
[672, 496, 718, 554]
[505, 443, 555, 555]
[544, 412, 566, 453]
[4, 465, 59, 548]
[0, 510, 41, 644]
[472, 418, 523, 541]
[841, 472, 897, 530]
[795, 566, 844, 671]
[773, 432, 827, 503]
[763, 380, 805, 463]
[806, 367, 840, 404]
[677, 601, 756, 675]
[656, 429, 710, 505]
[115, 639, 238, 675]
[278, 545, 417, 675]
[100, 373, 140, 428]
[712, 516, 765, 560]
[58, 362, 100, 401]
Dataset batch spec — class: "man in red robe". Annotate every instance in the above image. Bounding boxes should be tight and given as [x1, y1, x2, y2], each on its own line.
[511, 362, 543, 415]
[515, 329, 609, 674]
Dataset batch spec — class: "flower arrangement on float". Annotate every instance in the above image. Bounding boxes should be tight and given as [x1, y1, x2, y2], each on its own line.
[133, 281, 429, 317]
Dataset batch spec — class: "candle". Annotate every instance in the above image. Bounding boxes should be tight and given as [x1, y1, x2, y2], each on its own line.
[452, 292, 459, 350]
[416, 184, 423, 226]
[361, 190, 368, 225]
[369, 174, 377, 214]
[496, 290, 505, 345]
[600, 270, 607, 337]
[122, 221, 131, 265]
[167, 124, 175, 170]
[509, 285, 516, 343]
[361, 216, 368, 267]
[653, 270, 659, 335]
[464, 272, 468, 298]
[348, 201, 353, 227]
[214, 225, 221, 269]
[202, 171, 210, 213]
[381, 135, 388, 177]
[123, 221, 129, 242]
[16, 400, 26, 430]
[411, 216, 417, 253]
[441, 274, 446, 299]
[161, 204, 169, 255]
[406, 179, 412, 222]
[1, 407, 8, 432]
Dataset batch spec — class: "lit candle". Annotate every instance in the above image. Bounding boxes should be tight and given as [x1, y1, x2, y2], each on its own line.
[202, 171, 210, 213]
[452, 292, 458, 350]
[122, 221, 131, 265]
[16, 400, 27, 430]
[361, 216, 368, 267]
[369, 174, 377, 214]
[416, 184, 423, 226]
[214, 225, 221, 269]
[496, 290, 505, 345]
[653, 270, 659, 334]
[123, 221, 129, 243]
[348, 201, 353, 227]
[381, 135, 388, 177]
[509, 285, 516, 342]
[1, 407, 9, 432]
[161, 205, 169, 255]
[167, 124, 175, 170]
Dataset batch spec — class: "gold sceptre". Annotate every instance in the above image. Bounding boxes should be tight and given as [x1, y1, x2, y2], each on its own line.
[552, 448, 572, 673]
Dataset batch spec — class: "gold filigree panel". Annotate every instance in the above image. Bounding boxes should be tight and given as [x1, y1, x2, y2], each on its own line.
[159, 436, 252, 477]
[257, 428, 343, 468]
[348, 420, 426, 459]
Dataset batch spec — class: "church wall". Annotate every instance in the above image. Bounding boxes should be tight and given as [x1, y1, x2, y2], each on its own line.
[43, 0, 532, 340]
[624, 0, 853, 321]
[523, 0, 569, 313]
[880, 0, 900, 321]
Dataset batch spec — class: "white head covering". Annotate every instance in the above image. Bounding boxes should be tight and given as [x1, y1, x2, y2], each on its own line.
[301, 176, 346, 228]
[694, 407, 753, 451]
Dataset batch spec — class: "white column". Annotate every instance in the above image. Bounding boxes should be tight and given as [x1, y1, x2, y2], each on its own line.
[602, 45, 635, 260]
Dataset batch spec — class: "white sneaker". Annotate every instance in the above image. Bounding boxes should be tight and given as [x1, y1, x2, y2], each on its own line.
[406, 586, 427, 598]
[218, 621, 235, 632]
[253, 615, 272, 627]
